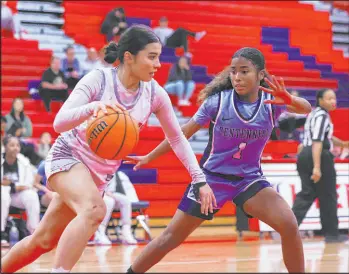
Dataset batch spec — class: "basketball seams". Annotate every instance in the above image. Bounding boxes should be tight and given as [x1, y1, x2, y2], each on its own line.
[127, 114, 139, 149]
[112, 112, 128, 159]
[87, 112, 120, 130]
[95, 113, 120, 154]
[87, 111, 139, 160]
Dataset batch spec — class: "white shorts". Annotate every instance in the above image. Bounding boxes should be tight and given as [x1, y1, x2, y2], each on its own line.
[45, 135, 115, 193]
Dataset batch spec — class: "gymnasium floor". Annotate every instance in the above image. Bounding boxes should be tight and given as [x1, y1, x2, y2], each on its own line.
[2, 228, 348, 273]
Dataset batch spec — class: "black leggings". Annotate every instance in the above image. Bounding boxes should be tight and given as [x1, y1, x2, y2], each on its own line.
[39, 88, 69, 112]
[165, 28, 196, 52]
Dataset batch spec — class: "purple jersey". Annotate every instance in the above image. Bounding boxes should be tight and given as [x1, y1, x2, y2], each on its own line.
[193, 90, 285, 179]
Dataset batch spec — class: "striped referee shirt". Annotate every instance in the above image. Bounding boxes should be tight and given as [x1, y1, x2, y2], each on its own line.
[302, 107, 333, 150]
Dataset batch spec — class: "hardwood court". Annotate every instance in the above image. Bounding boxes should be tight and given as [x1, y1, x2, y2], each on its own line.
[2, 237, 348, 273]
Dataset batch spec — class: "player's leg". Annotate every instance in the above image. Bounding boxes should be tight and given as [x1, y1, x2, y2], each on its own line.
[239, 184, 304, 273]
[49, 163, 107, 271]
[129, 209, 204, 273]
[129, 182, 223, 273]
[1, 193, 76, 273]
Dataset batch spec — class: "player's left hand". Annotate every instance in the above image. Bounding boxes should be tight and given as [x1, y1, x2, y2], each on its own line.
[123, 155, 150, 171]
[260, 75, 292, 105]
[195, 183, 217, 215]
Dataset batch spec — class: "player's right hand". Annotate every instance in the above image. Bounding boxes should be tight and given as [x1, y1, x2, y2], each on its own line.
[198, 183, 217, 216]
[92, 102, 126, 118]
[123, 155, 150, 171]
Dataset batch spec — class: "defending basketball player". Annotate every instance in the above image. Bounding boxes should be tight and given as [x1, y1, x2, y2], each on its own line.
[1, 25, 215, 273]
[125, 48, 312, 273]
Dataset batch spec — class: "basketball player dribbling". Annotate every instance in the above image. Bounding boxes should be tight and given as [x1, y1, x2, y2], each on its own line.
[125, 48, 312, 273]
[0, 25, 216, 273]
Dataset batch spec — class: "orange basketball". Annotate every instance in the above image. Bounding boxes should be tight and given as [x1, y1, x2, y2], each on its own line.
[86, 107, 139, 160]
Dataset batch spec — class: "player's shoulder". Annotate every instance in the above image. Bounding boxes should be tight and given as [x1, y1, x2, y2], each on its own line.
[145, 78, 167, 97]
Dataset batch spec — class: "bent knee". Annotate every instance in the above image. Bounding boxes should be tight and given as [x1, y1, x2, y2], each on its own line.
[275, 214, 299, 236]
[80, 200, 107, 225]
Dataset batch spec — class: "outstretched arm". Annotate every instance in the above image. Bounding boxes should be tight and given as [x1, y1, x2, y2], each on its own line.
[131, 119, 201, 166]
[151, 92, 205, 184]
[261, 76, 312, 114]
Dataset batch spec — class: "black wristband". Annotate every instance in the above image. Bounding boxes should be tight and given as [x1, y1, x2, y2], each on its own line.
[10, 182, 16, 194]
[192, 182, 207, 201]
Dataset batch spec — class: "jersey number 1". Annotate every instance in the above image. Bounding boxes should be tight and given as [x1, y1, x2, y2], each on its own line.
[233, 142, 247, 160]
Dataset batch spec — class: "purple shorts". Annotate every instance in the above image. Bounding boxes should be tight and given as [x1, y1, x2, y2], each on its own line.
[178, 172, 271, 220]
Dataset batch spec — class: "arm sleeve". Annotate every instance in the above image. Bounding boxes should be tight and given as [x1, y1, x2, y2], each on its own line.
[312, 114, 329, 141]
[192, 94, 220, 126]
[52, 70, 102, 133]
[152, 85, 206, 184]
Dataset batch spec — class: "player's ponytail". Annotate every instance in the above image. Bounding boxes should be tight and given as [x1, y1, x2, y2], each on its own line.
[197, 66, 233, 105]
[104, 42, 119, 64]
[260, 69, 271, 88]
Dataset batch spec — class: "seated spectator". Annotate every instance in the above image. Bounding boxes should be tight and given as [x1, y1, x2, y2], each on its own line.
[1, 136, 40, 246]
[33, 160, 53, 208]
[94, 171, 137, 245]
[1, 1, 23, 39]
[277, 90, 307, 141]
[153, 16, 206, 54]
[101, 7, 128, 42]
[1, 116, 8, 152]
[82, 47, 103, 75]
[164, 56, 196, 106]
[39, 56, 69, 112]
[4, 98, 41, 165]
[5, 98, 33, 138]
[61, 45, 81, 89]
[36, 132, 52, 160]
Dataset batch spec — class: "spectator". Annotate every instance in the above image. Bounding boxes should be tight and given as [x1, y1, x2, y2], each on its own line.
[153, 16, 206, 54]
[39, 56, 69, 112]
[33, 160, 53, 208]
[81, 47, 102, 75]
[61, 45, 81, 89]
[36, 132, 52, 160]
[5, 98, 33, 138]
[1, 1, 22, 39]
[101, 7, 128, 42]
[164, 56, 195, 106]
[94, 171, 137, 245]
[1, 116, 8, 151]
[4, 99, 41, 165]
[1, 136, 40, 246]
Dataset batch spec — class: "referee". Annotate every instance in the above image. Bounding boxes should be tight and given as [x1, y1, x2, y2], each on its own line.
[292, 89, 349, 243]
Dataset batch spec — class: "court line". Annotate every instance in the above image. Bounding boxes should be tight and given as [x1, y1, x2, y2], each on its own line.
[35, 253, 346, 272]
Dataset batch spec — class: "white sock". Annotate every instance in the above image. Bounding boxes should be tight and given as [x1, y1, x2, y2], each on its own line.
[51, 266, 70, 273]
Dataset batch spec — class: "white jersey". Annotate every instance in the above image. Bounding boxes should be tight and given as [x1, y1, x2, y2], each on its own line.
[49, 67, 205, 190]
